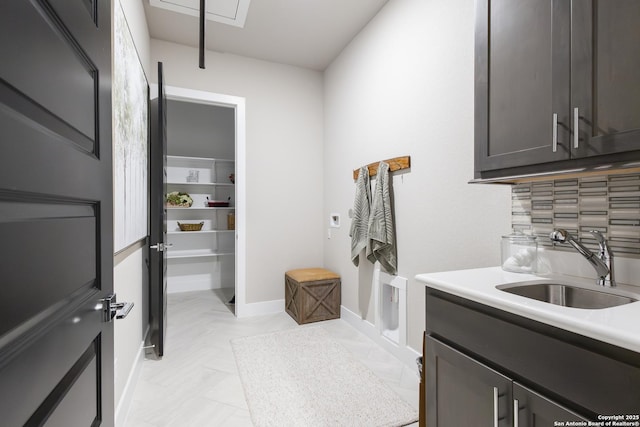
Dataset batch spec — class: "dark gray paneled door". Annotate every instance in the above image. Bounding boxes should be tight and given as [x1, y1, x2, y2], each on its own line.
[475, 0, 572, 172]
[0, 0, 114, 426]
[148, 62, 168, 358]
[571, 1, 640, 158]
[513, 382, 589, 426]
[426, 336, 512, 427]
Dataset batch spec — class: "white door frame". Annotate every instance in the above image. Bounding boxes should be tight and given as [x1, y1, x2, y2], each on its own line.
[161, 84, 247, 317]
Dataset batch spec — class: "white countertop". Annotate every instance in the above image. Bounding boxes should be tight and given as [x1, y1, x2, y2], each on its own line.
[416, 267, 640, 353]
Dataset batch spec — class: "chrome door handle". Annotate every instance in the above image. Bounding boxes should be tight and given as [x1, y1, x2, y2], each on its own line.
[552, 113, 558, 152]
[513, 399, 520, 427]
[114, 302, 134, 319]
[150, 242, 173, 252]
[493, 387, 499, 427]
[573, 107, 580, 149]
[101, 294, 134, 322]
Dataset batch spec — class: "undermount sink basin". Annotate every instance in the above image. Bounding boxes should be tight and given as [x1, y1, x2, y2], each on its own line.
[496, 281, 638, 309]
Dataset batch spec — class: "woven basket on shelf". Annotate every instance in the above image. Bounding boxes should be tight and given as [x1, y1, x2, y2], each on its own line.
[177, 221, 204, 232]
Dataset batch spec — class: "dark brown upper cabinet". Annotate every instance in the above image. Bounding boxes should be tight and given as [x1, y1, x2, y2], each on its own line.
[475, 0, 640, 180]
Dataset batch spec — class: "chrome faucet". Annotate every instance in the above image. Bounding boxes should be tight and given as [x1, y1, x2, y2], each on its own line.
[549, 229, 615, 287]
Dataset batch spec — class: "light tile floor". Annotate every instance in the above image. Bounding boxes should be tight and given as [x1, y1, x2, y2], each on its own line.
[125, 289, 420, 427]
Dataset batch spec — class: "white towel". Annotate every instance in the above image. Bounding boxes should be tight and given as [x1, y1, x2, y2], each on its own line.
[349, 166, 371, 267]
[366, 162, 397, 275]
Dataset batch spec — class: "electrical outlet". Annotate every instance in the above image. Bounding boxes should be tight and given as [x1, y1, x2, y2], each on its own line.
[329, 213, 341, 228]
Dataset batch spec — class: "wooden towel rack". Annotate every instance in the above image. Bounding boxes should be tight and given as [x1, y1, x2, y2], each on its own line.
[353, 155, 411, 180]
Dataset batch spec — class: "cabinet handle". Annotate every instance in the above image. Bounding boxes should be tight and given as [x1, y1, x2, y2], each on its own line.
[493, 387, 499, 427]
[513, 399, 519, 427]
[552, 113, 558, 152]
[573, 107, 580, 149]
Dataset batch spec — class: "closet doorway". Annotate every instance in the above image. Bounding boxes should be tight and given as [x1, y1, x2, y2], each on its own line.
[162, 85, 246, 317]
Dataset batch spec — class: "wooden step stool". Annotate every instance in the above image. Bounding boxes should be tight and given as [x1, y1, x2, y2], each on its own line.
[285, 268, 341, 324]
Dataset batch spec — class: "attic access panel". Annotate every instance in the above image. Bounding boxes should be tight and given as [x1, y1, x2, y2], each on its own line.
[150, 0, 251, 28]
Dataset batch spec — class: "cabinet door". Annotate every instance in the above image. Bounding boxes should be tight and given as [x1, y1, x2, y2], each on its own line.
[426, 336, 512, 427]
[475, 0, 571, 173]
[572, 1, 640, 158]
[513, 382, 589, 426]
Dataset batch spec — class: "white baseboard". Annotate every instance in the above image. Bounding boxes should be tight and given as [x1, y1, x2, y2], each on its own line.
[340, 305, 421, 372]
[115, 341, 146, 427]
[236, 298, 284, 318]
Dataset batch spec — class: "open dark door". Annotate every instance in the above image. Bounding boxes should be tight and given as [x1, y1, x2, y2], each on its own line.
[0, 0, 115, 426]
[148, 62, 168, 358]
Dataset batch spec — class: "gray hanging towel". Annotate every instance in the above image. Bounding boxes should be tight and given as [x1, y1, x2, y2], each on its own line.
[366, 162, 397, 275]
[349, 166, 371, 267]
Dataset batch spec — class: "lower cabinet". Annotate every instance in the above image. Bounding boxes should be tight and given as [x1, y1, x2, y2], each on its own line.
[426, 336, 511, 426]
[426, 336, 588, 427]
[513, 383, 587, 427]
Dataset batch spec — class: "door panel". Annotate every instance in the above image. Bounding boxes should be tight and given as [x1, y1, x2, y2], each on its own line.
[30, 342, 100, 427]
[0, 0, 113, 425]
[476, 0, 571, 172]
[0, 199, 97, 338]
[149, 62, 168, 358]
[426, 336, 512, 427]
[489, 0, 553, 155]
[1, 299, 107, 426]
[513, 382, 589, 425]
[43, 355, 99, 427]
[0, 0, 98, 142]
[572, 0, 640, 157]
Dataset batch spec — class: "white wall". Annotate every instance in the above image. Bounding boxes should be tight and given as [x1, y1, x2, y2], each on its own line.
[166, 100, 235, 159]
[113, 245, 147, 426]
[113, 1, 151, 424]
[323, 0, 512, 351]
[150, 40, 325, 303]
[118, 0, 151, 75]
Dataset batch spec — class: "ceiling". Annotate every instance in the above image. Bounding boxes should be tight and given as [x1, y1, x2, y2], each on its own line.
[143, 0, 390, 71]
[148, 0, 252, 28]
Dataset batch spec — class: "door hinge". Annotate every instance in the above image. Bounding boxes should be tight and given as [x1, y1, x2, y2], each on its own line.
[101, 294, 134, 322]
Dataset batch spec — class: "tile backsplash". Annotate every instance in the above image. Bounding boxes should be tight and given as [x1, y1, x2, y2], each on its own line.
[511, 173, 640, 257]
